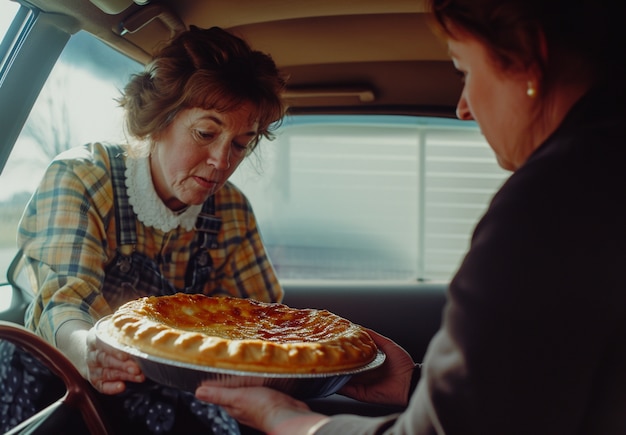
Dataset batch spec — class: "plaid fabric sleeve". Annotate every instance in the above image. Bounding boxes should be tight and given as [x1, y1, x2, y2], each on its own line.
[212, 183, 284, 303]
[18, 143, 116, 344]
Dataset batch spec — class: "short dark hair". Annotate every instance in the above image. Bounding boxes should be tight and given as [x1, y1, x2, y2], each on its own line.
[427, 0, 624, 88]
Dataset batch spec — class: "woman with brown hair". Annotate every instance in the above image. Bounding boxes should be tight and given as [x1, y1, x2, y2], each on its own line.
[1, 26, 287, 434]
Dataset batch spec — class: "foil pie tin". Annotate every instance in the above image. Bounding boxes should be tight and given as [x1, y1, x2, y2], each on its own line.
[95, 316, 385, 399]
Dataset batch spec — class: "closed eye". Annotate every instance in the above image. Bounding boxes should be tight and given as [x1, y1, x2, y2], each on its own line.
[196, 130, 214, 140]
[232, 141, 248, 151]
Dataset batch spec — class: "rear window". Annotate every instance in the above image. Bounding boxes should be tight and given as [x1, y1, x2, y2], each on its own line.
[232, 115, 509, 282]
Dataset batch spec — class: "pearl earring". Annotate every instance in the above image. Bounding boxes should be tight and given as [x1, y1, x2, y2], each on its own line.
[527, 82, 537, 98]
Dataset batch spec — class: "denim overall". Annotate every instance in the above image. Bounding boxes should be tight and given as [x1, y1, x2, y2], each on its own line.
[0, 146, 240, 434]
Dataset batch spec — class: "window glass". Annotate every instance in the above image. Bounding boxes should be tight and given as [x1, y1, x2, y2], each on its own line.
[0, 29, 141, 302]
[0, 2, 19, 36]
[231, 116, 509, 282]
[2, 31, 140, 199]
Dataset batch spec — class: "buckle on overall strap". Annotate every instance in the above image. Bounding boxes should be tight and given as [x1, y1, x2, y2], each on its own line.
[194, 212, 222, 249]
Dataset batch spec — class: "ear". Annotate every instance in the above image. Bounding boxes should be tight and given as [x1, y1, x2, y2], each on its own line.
[526, 28, 548, 95]
[150, 129, 163, 145]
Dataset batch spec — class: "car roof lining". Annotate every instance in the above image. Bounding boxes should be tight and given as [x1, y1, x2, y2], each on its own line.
[20, 0, 460, 116]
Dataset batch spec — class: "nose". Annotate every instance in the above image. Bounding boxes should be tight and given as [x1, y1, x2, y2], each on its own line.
[206, 140, 231, 170]
[456, 92, 473, 121]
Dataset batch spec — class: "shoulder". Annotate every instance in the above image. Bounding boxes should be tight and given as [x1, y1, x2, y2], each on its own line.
[24, 144, 121, 222]
[52, 142, 124, 174]
[43, 142, 125, 196]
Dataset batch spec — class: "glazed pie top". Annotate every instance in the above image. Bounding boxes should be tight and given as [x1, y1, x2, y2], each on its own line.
[104, 293, 378, 374]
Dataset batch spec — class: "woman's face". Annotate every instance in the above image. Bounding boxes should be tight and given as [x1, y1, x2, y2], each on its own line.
[448, 33, 539, 171]
[150, 104, 259, 210]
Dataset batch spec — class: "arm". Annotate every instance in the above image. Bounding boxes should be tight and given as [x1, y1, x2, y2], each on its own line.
[18, 144, 143, 393]
[54, 319, 144, 394]
[196, 385, 329, 435]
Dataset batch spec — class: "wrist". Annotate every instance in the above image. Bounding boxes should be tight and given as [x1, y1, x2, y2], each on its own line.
[269, 412, 329, 435]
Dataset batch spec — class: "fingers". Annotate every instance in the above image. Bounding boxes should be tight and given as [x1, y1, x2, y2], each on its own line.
[88, 346, 140, 372]
[88, 335, 134, 363]
[92, 378, 127, 395]
[196, 385, 234, 407]
[196, 386, 319, 433]
[87, 345, 144, 394]
[195, 385, 266, 414]
[365, 329, 402, 351]
[364, 328, 391, 342]
[89, 365, 145, 394]
[195, 386, 258, 426]
[196, 386, 306, 418]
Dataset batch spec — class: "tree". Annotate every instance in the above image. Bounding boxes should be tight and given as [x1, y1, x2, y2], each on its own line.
[21, 70, 75, 161]
[20, 31, 140, 161]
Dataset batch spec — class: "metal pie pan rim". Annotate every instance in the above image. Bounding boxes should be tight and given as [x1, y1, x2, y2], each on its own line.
[95, 315, 385, 379]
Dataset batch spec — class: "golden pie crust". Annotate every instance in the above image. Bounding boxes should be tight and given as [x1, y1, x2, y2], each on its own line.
[105, 293, 378, 374]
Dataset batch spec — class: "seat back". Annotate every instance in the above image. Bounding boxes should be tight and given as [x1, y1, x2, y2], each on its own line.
[0, 321, 112, 434]
[2, 249, 34, 325]
[0, 254, 112, 433]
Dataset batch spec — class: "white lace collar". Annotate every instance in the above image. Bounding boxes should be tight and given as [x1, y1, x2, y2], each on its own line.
[125, 155, 202, 232]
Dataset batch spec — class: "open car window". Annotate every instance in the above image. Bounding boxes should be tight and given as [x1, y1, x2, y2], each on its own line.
[0, 25, 141, 289]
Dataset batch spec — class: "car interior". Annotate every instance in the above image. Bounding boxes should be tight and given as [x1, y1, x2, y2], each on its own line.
[0, 0, 510, 433]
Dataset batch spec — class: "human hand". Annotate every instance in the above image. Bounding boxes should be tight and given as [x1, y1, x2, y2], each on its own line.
[195, 384, 328, 434]
[338, 329, 416, 406]
[86, 327, 144, 394]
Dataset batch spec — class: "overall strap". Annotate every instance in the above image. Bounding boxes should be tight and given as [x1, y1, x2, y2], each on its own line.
[195, 195, 222, 250]
[105, 145, 137, 247]
[185, 196, 222, 285]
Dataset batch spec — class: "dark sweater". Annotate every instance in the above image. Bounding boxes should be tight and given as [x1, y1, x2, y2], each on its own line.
[319, 83, 626, 434]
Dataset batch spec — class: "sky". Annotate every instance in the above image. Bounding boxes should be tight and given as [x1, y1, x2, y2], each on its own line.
[0, 64, 127, 201]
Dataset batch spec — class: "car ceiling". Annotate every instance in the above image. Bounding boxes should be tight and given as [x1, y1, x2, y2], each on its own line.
[18, 0, 462, 115]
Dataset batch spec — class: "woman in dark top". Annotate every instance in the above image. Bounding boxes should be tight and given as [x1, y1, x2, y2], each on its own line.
[194, 0, 626, 433]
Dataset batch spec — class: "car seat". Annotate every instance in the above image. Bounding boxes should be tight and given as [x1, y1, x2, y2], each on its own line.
[0, 250, 112, 434]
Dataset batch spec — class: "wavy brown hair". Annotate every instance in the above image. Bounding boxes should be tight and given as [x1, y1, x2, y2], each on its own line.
[118, 26, 287, 151]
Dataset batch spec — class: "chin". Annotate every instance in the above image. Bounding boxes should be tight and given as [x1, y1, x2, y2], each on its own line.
[190, 192, 216, 205]
[181, 189, 213, 205]
[497, 160, 516, 172]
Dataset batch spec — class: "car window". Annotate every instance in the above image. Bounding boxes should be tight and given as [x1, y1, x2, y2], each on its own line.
[0, 24, 142, 289]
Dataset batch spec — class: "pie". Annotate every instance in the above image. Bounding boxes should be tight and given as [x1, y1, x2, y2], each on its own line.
[104, 293, 378, 374]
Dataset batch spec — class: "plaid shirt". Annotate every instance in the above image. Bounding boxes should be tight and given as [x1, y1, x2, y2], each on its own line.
[18, 142, 282, 344]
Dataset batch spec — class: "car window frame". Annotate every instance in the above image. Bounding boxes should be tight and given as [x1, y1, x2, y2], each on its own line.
[0, 6, 73, 173]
